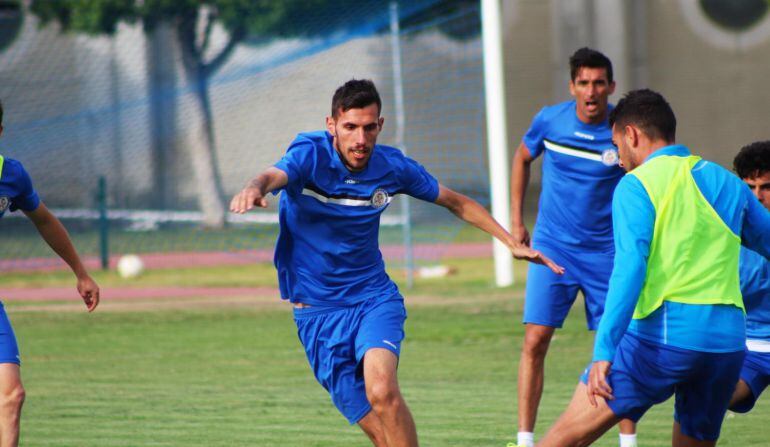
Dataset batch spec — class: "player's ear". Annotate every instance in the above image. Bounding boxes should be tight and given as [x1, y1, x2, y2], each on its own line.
[378, 116, 384, 130]
[608, 81, 616, 96]
[568, 79, 576, 97]
[624, 125, 637, 147]
[325, 116, 336, 136]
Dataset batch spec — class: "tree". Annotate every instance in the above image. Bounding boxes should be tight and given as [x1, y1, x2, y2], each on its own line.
[28, 0, 462, 226]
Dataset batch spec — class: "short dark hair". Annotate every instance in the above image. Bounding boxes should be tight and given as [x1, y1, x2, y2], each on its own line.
[570, 47, 613, 84]
[609, 89, 676, 143]
[331, 79, 382, 118]
[734, 141, 770, 179]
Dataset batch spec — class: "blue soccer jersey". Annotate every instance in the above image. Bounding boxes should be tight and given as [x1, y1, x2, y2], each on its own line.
[0, 155, 40, 219]
[273, 131, 439, 306]
[523, 100, 624, 248]
[741, 247, 770, 343]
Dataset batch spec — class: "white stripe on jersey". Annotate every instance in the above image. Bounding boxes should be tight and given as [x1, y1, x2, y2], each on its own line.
[746, 339, 770, 353]
[544, 140, 603, 162]
[301, 188, 392, 207]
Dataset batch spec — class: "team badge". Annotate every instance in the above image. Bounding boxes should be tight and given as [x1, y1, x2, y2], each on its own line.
[370, 188, 389, 209]
[0, 197, 9, 214]
[601, 149, 619, 166]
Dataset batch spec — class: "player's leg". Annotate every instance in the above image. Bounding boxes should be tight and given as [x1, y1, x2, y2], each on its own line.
[728, 350, 769, 413]
[357, 297, 417, 447]
[0, 365, 23, 447]
[671, 422, 715, 447]
[0, 303, 23, 447]
[518, 245, 577, 443]
[517, 323, 555, 434]
[617, 420, 637, 447]
[536, 382, 619, 447]
[363, 348, 417, 447]
[357, 411, 388, 447]
[294, 305, 376, 442]
[672, 349, 744, 446]
[579, 248, 637, 447]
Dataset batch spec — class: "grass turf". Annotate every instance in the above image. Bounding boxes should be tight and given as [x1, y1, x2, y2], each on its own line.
[5, 258, 768, 446]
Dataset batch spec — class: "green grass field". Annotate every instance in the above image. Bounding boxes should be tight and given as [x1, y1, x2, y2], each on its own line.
[4, 258, 767, 446]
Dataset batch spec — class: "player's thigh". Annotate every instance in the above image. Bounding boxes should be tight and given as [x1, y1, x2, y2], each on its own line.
[0, 303, 20, 367]
[730, 350, 770, 413]
[355, 298, 407, 364]
[574, 248, 614, 330]
[674, 349, 744, 442]
[524, 243, 579, 328]
[539, 382, 619, 447]
[603, 334, 685, 423]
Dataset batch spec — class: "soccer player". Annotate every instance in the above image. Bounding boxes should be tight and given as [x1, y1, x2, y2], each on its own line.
[230, 79, 563, 446]
[729, 141, 770, 414]
[0, 99, 100, 446]
[509, 48, 636, 447]
[536, 89, 770, 447]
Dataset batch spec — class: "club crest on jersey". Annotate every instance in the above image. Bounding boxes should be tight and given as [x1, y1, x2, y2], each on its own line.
[0, 197, 9, 214]
[371, 188, 389, 209]
[601, 149, 619, 166]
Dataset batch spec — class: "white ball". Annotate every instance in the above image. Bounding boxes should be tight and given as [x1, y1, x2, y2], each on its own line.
[117, 254, 144, 278]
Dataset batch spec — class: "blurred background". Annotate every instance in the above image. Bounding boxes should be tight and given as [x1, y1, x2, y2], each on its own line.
[1, 0, 769, 273]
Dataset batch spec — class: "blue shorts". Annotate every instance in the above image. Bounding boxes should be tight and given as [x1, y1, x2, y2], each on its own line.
[0, 303, 20, 365]
[583, 333, 744, 441]
[293, 296, 407, 424]
[730, 349, 770, 413]
[524, 240, 613, 329]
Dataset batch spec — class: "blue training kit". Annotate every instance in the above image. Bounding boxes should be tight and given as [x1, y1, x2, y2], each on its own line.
[591, 145, 770, 441]
[521, 100, 624, 329]
[272, 131, 439, 423]
[0, 155, 40, 365]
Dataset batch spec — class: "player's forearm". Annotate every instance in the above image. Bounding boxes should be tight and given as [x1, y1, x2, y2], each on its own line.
[246, 167, 289, 196]
[31, 211, 88, 278]
[448, 194, 517, 250]
[510, 147, 531, 226]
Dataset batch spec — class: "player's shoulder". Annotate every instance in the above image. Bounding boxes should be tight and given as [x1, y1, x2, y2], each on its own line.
[0, 156, 27, 180]
[292, 130, 329, 148]
[537, 100, 577, 121]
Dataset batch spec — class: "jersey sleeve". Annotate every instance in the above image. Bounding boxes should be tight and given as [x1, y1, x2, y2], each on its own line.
[593, 175, 655, 362]
[521, 107, 548, 159]
[273, 137, 316, 195]
[9, 160, 40, 212]
[397, 155, 439, 202]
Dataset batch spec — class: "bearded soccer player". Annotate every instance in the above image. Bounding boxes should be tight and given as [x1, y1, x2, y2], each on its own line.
[0, 99, 100, 447]
[230, 79, 563, 446]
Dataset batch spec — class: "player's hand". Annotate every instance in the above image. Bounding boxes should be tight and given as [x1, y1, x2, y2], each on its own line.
[511, 223, 531, 247]
[510, 246, 564, 275]
[230, 187, 268, 213]
[587, 360, 613, 407]
[77, 275, 100, 312]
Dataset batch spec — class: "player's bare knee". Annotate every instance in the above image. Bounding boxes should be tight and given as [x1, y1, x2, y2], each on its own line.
[0, 384, 25, 410]
[366, 380, 401, 412]
[522, 331, 552, 359]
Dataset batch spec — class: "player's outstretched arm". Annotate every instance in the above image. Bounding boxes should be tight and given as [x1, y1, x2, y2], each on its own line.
[230, 167, 288, 213]
[510, 142, 534, 246]
[23, 203, 100, 312]
[434, 184, 564, 274]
